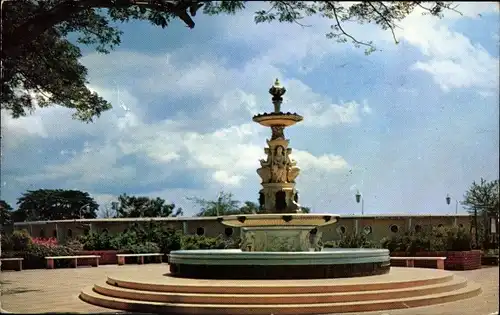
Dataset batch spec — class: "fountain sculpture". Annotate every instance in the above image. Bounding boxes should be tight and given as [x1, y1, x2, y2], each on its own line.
[167, 79, 390, 279]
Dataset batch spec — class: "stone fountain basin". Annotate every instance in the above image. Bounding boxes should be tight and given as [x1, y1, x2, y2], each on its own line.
[168, 248, 391, 279]
[218, 213, 340, 228]
[169, 248, 390, 265]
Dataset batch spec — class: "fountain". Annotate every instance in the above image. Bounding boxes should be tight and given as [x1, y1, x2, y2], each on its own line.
[168, 79, 390, 280]
[80, 79, 482, 314]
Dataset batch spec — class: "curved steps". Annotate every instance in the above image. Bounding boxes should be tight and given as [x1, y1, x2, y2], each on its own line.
[79, 268, 482, 314]
[106, 269, 455, 294]
[93, 277, 468, 304]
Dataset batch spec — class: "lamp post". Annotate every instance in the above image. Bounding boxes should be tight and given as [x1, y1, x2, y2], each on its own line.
[355, 190, 364, 215]
[216, 191, 222, 216]
[445, 194, 459, 214]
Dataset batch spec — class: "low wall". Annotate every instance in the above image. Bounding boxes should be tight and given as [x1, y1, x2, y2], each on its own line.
[391, 250, 482, 270]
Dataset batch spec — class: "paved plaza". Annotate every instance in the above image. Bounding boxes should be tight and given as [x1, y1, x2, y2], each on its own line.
[1, 264, 498, 315]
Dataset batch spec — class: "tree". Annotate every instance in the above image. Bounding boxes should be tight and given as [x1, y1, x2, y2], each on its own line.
[189, 192, 313, 216]
[111, 193, 183, 218]
[188, 191, 241, 217]
[15, 189, 99, 221]
[0, 200, 14, 228]
[238, 201, 259, 214]
[2, 1, 460, 121]
[462, 178, 499, 249]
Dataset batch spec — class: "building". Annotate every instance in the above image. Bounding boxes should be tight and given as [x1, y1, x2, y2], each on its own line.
[13, 214, 473, 244]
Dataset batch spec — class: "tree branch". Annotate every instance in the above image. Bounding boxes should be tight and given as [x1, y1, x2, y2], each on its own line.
[3, 0, 204, 59]
[277, 1, 311, 27]
[3, 0, 104, 58]
[369, 2, 398, 44]
[326, 2, 375, 49]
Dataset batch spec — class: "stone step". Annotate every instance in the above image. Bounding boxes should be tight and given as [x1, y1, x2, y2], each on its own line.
[94, 276, 468, 304]
[106, 268, 454, 294]
[80, 282, 482, 314]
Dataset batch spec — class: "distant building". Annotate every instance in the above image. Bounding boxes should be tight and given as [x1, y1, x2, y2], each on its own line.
[13, 214, 473, 243]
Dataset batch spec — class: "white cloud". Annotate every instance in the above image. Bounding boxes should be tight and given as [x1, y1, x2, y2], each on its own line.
[293, 150, 349, 171]
[396, 4, 499, 94]
[7, 49, 356, 192]
[219, 2, 499, 94]
[302, 101, 365, 127]
[1, 112, 48, 139]
[212, 171, 245, 186]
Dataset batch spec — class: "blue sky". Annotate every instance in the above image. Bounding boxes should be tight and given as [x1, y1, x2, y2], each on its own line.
[1, 2, 499, 217]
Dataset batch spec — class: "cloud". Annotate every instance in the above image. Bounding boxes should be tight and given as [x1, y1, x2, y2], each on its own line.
[216, 2, 499, 97]
[7, 62, 354, 197]
[293, 150, 349, 172]
[11, 49, 357, 193]
[396, 4, 499, 94]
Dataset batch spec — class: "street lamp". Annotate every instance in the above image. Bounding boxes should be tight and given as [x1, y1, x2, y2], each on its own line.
[216, 191, 222, 216]
[445, 194, 459, 214]
[355, 190, 364, 215]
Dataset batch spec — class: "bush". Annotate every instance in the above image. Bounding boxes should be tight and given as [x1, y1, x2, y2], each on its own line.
[10, 230, 33, 251]
[1, 233, 14, 251]
[381, 226, 472, 254]
[445, 226, 472, 251]
[20, 243, 76, 269]
[77, 231, 114, 250]
[157, 229, 182, 254]
[109, 230, 139, 250]
[64, 238, 84, 251]
[69, 225, 240, 254]
[181, 235, 231, 250]
[119, 242, 161, 254]
[324, 233, 378, 249]
[76, 225, 186, 254]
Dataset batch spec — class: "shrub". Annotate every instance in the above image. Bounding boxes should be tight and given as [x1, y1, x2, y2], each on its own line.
[157, 229, 182, 254]
[1, 233, 14, 251]
[119, 242, 161, 254]
[10, 230, 33, 251]
[381, 226, 473, 254]
[20, 243, 75, 269]
[219, 235, 240, 249]
[77, 231, 114, 250]
[64, 238, 84, 251]
[324, 233, 378, 249]
[109, 230, 139, 250]
[445, 226, 472, 251]
[181, 235, 229, 250]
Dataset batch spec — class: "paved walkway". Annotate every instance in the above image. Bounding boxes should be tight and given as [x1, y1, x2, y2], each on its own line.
[1, 264, 498, 314]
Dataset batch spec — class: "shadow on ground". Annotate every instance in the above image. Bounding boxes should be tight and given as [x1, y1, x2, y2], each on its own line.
[2, 288, 42, 295]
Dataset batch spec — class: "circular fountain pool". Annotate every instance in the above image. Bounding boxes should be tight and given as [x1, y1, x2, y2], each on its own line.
[169, 248, 391, 279]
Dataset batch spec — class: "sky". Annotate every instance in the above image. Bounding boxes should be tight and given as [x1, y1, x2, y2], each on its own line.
[1, 2, 499, 217]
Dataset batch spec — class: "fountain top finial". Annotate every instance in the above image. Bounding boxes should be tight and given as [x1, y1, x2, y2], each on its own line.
[269, 78, 286, 101]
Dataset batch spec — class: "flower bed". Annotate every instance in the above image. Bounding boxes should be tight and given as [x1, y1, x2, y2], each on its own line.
[391, 250, 482, 270]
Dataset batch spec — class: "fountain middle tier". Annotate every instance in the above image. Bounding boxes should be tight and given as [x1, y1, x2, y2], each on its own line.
[218, 213, 339, 252]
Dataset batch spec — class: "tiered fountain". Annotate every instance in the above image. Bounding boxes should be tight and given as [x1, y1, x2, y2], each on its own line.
[80, 80, 482, 314]
[168, 79, 390, 280]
